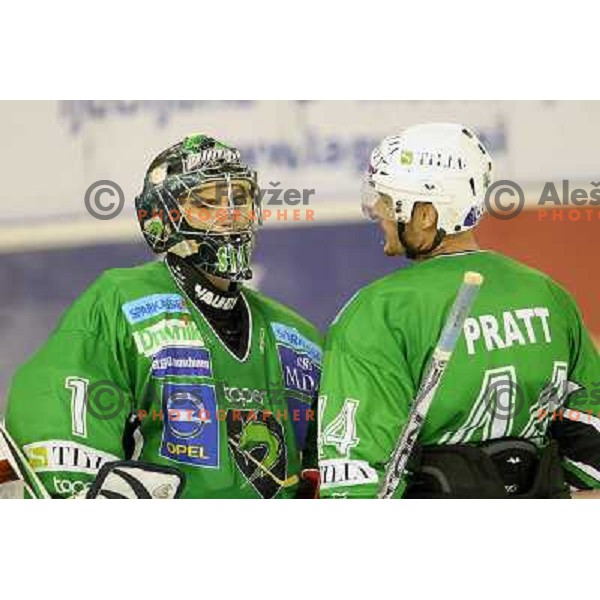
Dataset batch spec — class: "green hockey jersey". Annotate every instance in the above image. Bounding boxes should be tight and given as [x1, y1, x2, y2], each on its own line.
[318, 250, 600, 498]
[6, 260, 322, 498]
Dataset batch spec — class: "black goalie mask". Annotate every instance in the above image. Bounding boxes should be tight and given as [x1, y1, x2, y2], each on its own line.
[135, 134, 262, 281]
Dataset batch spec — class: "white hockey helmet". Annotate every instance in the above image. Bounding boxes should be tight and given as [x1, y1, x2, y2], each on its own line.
[362, 123, 494, 234]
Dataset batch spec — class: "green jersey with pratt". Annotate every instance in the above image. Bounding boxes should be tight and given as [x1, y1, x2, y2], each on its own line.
[6, 261, 322, 498]
[318, 251, 600, 498]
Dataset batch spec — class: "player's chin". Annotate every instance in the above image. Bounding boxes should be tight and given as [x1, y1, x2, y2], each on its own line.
[383, 240, 405, 256]
[380, 222, 404, 256]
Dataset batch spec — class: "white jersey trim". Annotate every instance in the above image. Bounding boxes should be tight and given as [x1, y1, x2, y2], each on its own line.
[431, 250, 489, 259]
[566, 458, 600, 484]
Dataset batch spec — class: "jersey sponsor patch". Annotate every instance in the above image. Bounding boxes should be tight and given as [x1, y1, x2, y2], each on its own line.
[221, 385, 268, 406]
[271, 323, 322, 364]
[151, 347, 213, 378]
[122, 293, 189, 325]
[271, 323, 322, 449]
[319, 458, 379, 489]
[22, 440, 120, 474]
[133, 319, 204, 357]
[160, 383, 220, 468]
[52, 476, 91, 497]
[278, 345, 321, 448]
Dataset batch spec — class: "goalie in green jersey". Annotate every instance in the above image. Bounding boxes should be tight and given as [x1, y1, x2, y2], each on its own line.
[4, 134, 321, 499]
[318, 123, 600, 499]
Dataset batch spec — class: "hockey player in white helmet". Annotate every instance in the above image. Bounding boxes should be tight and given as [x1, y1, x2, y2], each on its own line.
[318, 123, 600, 499]
[361, 123, 490, 259]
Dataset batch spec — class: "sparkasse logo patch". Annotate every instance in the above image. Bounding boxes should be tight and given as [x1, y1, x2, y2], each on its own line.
[122, 293, 189, 325]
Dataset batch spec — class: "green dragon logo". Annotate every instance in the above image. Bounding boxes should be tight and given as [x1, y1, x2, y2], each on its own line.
[227, 411, 289, 498]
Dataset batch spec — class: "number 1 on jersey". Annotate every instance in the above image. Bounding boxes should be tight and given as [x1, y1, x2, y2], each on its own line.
[65, 376, 89, 438]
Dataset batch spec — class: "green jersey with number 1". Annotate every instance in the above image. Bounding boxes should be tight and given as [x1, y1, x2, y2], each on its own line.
[6, 260, 322, 498]
[318, 250, 600, 498]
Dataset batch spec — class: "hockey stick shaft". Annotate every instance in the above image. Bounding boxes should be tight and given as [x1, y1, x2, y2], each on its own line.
[0, 421, 50, 499]
[228, 438, 299, 487]
[378, 271, 484, 499]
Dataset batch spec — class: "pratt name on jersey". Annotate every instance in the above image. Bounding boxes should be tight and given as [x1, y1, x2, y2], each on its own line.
[463, 307, 552, 355]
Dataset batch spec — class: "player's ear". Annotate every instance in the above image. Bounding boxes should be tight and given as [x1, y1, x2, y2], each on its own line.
[414, 202, 438, 230]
